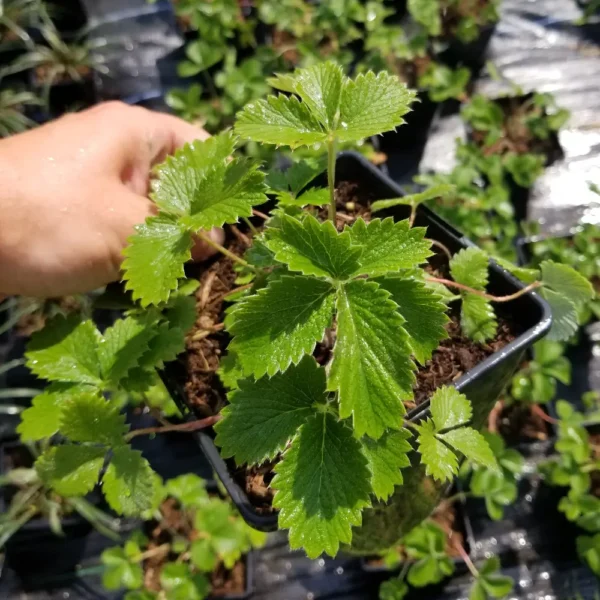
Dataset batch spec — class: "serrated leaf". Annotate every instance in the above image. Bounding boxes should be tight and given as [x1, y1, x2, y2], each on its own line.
[541, 260, 594, 307]
[346, 218, 432, 277]
[293, 61, 344, 128]
[166, 474, 209, 508]
[329, 279, 415, 439]
[284, 158, 327, 196]
[408, 0, 442, 35]
[371, 184, 455, 213]
[152, 133, 236, 215]
[190, 539, 218, 572]
[542, 288, 579, 342]
[122, 214, 192, 307]
[416, 420, 458, 482]
[375, 276, 449, 364]
[289, 187, 330, 207]
[99, 314, 157, 383]
[179, 158, 267, 232]
[36, 445, 105, 496]
[17, 383, 92, 441]
[361, 429, 412, 501]
[461, 293, 498, 343]
[336, 71, 416, 142]
[440, 428, 497, 471]
[104, 447, 157, 516]
[273, 412, 371, 558]
[26, 315, 102, 385]
[139, 323, 186, 369]
[227, 275, 335, 378]
[216, 356, 323, 464]
[450, 247, 489, 290]
[235, 94, 326, 148]
[101, 547, 144, 591]
[60, 392, 128, 446]
[165, 295, 197, 332]
[430, 386, 472, 430]
[265, 214, 362, 280]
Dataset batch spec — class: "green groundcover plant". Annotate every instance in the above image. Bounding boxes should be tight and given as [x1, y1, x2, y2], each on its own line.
[101, 474, 266, 600]
[16, 62, 593, 560]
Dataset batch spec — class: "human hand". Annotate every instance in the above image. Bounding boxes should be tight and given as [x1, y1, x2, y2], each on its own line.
[0, 101, 222, 298]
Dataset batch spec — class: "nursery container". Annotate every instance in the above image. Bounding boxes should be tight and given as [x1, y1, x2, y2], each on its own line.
[0, 442, 95, 579]
[161, 152, 552, 549]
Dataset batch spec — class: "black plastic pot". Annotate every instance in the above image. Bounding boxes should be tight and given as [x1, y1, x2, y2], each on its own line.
[161, 152, 552, 545]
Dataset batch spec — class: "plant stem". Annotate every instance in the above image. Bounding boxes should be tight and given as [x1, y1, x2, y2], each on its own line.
[242, 216, 258, 236]
[530, 404, 557, 425]
[408, 202, 417, 228]
[441, 491, 471, 505]
[453, 538, 479, 579]
[123, 415, 221, 442]
[327, 136, 337, 222]
[196, 231, 256, 271]
[252, 209, 270, 220]
[428, 239, 453, 262]
[425, 277, 543, 303]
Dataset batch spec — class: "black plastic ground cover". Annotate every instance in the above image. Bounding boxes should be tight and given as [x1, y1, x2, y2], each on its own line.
[161, 151, 552, 534]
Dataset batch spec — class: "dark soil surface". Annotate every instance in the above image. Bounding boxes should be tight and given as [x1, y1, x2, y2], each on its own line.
[497, 403, 552, 445]
[179, 181, 520, 512]
[471, 95, 563, 164]
[143, 497, 246, 596]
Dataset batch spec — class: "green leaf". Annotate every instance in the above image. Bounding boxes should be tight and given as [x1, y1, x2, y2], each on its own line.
[178, 158, 267, 232]
[26, 315, 102, 385]
[104, 448, 157, 516]
[152, 134, 236, 215]
[216, 356, 324, 465]
[99, 314, 157, 383]
[329, 279, 415, 439]
[416, 420, 459, 482]
[440, 428, 497, 471]
[267, 158, 326, 197]
[273, 412, 371, 558]
[17, 383, 91, 441]
[265, 214, 362, 280]
[408, 0, 441, 35]
[450, 247, 489, 290]
[291, 187, 330, 207]
[375, 276, 449, 364]
[450, 248, 497, 342]
[166, 295, 198, 332]
[541, 260, 594, 307]
[379, 579, 409, 600]
[371, 184, 455, 213]
[542, 288, 579, 342]
[477, 557, 514, 598]
[139, 323, 186, 369]
[578, 534, 600, 576]
[430, 386, 472, 430]
[60, 392, 128, 447]
[122, 214, 192, 307]
[101, 547, 144, 590]
[292, 61, 344, 128]
[165, 474, 209, 508]
[226, 275, 335, 378]
[36, 445, 105, 496]
[235, 94, 326, 148]
[346, 218, 432, 277]
[190, 539, 218, 572]
[337, 71, 416, 142]
[461, 293, 498, 343]
[361, 429, 412, 501]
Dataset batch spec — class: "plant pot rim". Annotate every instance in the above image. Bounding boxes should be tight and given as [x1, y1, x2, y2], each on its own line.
[161, 151, 552, 532]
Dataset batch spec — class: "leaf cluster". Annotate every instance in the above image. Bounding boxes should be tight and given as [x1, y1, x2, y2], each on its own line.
[101, 474, 266, 600]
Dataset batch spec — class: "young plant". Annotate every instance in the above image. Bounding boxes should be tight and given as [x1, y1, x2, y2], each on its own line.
[407, 0, 500, 43]
[462, 432, 524, 521]
[540, 400, 600, 576]
[15, 286, 208, 517]
[0, 88, 42, 137]
[101, 474, 266, 600]
[0, 443, 120, 547]
[0, 0, 40, 46]
[0, 16, 107, 105]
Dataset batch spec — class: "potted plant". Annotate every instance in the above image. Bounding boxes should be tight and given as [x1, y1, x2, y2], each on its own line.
[0, 87, 41, 137]
[407, 0, 501, 69]
[0, 439, 120, 575]
[0, 15, 107, 115]
[100, 473, 266, 599]
[17, 61, 590, 560]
